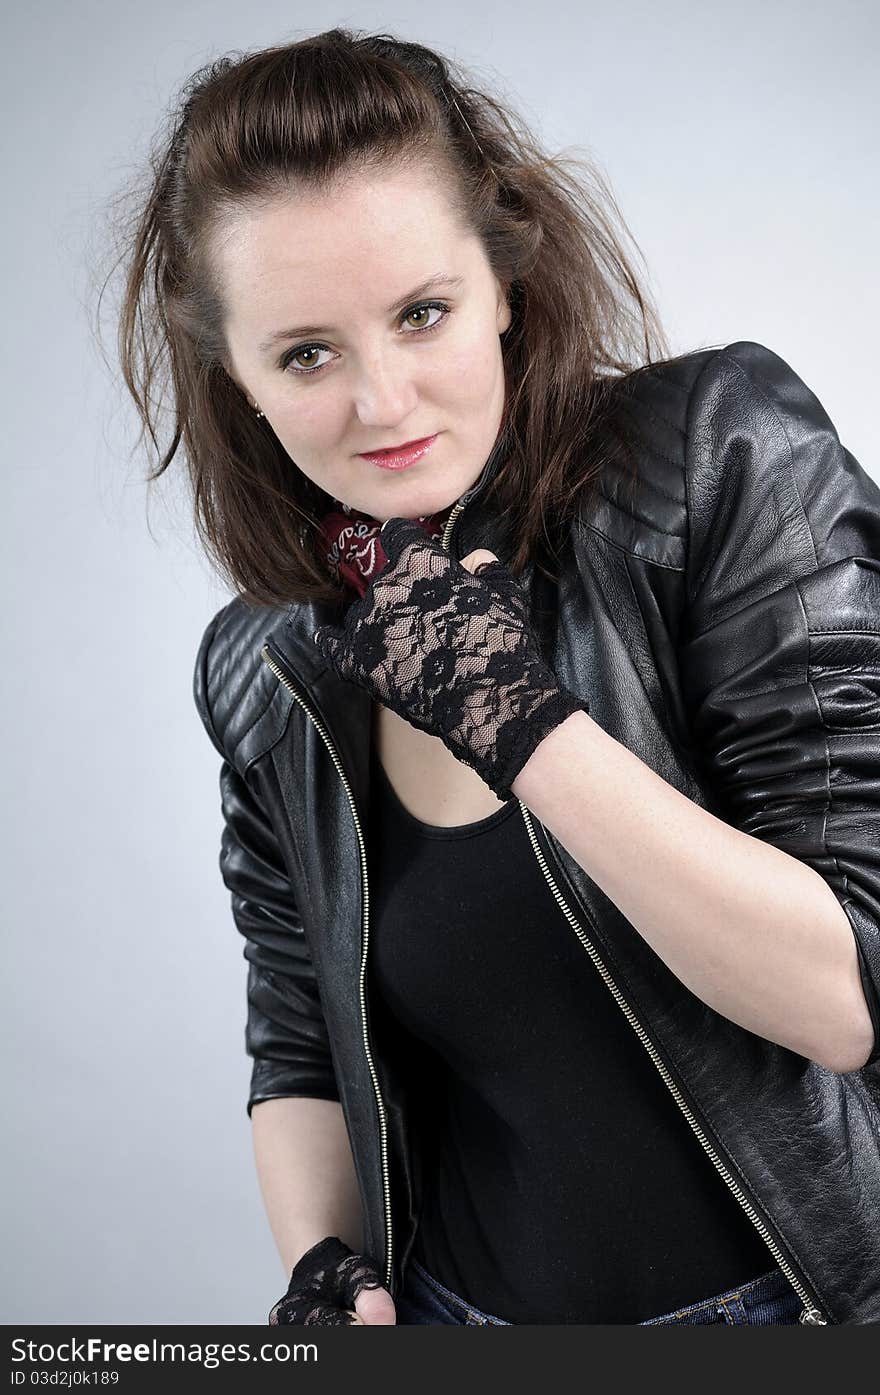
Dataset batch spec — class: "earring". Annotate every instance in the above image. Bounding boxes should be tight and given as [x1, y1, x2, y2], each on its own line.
[251, 401, 265, 419]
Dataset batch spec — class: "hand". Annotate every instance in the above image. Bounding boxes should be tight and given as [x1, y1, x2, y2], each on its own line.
[268, 1236, 396, 1326]
[313, 517, 588, 801]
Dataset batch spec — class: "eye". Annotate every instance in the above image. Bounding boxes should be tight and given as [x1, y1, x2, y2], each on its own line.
[281, 343, 332, 375]
[280, 300, 452, 376]
[401, 302, 447, 331]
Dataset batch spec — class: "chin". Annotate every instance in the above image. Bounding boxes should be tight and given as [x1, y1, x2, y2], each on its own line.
[366, 488, 457, 524]
[399, 470, 483, 514]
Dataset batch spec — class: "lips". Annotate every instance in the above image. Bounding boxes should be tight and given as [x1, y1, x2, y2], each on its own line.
[358, 434, 439, 471]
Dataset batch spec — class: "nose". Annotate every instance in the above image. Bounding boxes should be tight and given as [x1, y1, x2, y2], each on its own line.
[352, 346, 419, 429]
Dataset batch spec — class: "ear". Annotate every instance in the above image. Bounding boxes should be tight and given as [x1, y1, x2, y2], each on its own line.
[497, 282, 512, 335]
[221, 354, 245, 393]
[221, 357, 256, 411]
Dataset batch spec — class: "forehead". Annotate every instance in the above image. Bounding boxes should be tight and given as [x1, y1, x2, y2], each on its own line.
[214, 160, 472, 303]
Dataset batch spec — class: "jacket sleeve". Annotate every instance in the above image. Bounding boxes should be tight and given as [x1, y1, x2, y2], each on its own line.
[679, 340, 880, 1068]
[193, 609, 340, 1115]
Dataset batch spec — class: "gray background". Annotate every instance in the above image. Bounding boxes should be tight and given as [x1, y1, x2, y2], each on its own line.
[3, 0, 878, 1323]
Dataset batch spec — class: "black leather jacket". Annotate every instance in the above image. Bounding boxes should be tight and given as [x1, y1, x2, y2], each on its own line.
[193, 340, 880, 1325]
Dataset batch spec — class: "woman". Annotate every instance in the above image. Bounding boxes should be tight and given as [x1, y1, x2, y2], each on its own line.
[113, 29, 880, 1325]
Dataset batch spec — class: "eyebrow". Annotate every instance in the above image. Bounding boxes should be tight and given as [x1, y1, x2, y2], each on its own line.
[257, 274, 466, 354]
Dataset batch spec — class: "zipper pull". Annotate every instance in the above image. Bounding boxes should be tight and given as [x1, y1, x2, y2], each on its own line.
[798, 1305, 828, 1325]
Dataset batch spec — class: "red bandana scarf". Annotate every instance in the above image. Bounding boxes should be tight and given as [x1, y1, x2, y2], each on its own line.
[315, 500, 455, 598]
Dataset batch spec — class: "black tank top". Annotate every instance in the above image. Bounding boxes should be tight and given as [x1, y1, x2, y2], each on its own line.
[366, 739, 774, 1323]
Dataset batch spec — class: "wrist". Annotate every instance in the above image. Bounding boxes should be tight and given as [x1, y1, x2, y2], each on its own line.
[509, 705, 592, 801]
[458, 687, 589, 803]
[283, 1229, 351, 1277]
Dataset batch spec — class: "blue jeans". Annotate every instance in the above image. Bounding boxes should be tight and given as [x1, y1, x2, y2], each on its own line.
[395, 1255, 806, 1325]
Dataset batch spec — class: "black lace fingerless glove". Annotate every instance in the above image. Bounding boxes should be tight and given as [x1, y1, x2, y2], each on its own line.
[314, 517, 589, 801]
[268, 1236, 386, 1326]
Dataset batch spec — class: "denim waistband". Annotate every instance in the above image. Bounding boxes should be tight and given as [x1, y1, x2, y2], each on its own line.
[400, 1256, 806, 1325]
[402, 1257, 512, 1325]
[638, 1265, 804, 1325]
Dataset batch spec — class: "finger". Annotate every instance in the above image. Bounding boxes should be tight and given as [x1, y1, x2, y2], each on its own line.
[379, 516, 430, 567]
[302, 1304, 361, 1326]
[337, 1253, 389, 1321]
[270, 1297, 358, 1326]
[460, 548, 499, 575]
[353, 1285, 397, 1325]
[473, 558, 510, 581]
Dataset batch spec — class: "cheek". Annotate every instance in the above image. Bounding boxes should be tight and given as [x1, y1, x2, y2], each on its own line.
[442, 336, 502, 406]
[275, 395, 339, 447]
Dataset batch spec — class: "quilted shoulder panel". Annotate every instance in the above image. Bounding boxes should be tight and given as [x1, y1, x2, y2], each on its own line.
[193, 596, 296, 772]
[578, 344, 723, 568]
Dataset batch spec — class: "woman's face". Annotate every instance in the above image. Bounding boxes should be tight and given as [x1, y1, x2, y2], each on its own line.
[218, 158, 512, 522]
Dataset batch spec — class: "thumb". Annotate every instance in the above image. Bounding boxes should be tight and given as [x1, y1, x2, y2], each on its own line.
[352, 1284, 397, 1325]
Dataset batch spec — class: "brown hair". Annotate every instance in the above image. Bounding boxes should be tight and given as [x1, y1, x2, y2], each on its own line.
[101, 27, 672, 608]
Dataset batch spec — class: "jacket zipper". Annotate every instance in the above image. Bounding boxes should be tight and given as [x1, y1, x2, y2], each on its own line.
[253, 493, 485, 1292]
[442, 498, 827, 1324]
[517, 803, 828, 1324]
[259, 639, 395, 1295]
